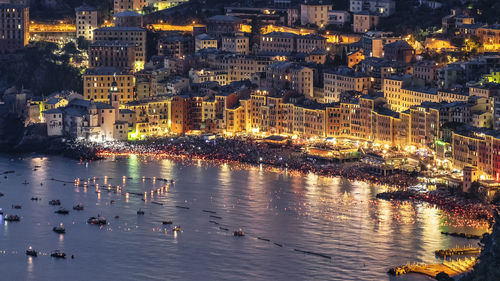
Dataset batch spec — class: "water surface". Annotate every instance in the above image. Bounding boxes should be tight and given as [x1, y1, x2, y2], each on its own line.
[0, 155, 485, 280]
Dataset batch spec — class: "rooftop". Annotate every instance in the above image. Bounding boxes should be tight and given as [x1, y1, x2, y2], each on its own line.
[95, 27, 145, 32]
[75, 4, 97, 12]
[115, 10, 142, 17]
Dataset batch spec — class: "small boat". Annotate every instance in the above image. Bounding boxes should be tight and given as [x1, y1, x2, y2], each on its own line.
[4, 214, 20, 222]
[0, 192, 3, 197]
[87, 216, 107, 225]
[12, 205, 21, 209]
[234, 229, 245, 237]
[26, 247, 37, 257]
[54, 208, 69, 215]
[137, 209, 145, 215]
[50, 251, 66, 259]
[0, 208, 3, 215]
[73, 204, 84, 211]
[49, 200, 61, 206]
[22, 180, 29, 184]
[162, 221, 173, 225]
[30, 197, 40, 201]
[172, 226, 181, 232]
[170, 179, 175, 184]
[114, 216, 120, 219]
[53, 224, 65, 234]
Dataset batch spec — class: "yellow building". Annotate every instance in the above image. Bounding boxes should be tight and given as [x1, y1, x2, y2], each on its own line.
[83, 67, 135, 104]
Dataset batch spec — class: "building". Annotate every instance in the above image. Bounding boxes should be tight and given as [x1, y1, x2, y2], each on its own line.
[114, 10, 143, 27]
[383, 40, 415, 63]
[347, 50, 365, 68]
[189, 68, 227, 86]
[221, 34, 249, 54]
[476, 24, 500, 51]
[265, 62, 313, 98]
[300, 1, 332, 28]
[327, 10, 351, 26]
[42, 108, 64, 136]
[93, 27, 147, 70]
[88, 41, 136, 71]
[206, 15, 243, 38]
[362, 31, 400, 58]
[412, 60, 437, 85]
[0, 3, 29, 55]
[384, 75, 468, 112]
[323, 67, 371, 103]
[353, 12, 379, 33]
[158, 34, 194, 59]
[83, 67, 135, 104]
[195, 34, 217, 52]
[349, 0, 396, 17]
[260, 32, 326, 54]
[75, 4, 98, 41]
[114, 0, 148, 14]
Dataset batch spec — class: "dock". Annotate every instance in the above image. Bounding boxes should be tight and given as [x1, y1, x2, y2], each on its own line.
[389, 257, 477, 277]
[435, 246, 481, 258]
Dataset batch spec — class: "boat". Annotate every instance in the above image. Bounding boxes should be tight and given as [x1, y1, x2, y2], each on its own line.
[162, 221, 173, 225]
[22, 180, 29, 184]
[4, 214, 20, 222]
[49, 200, 61, 206]
[50, 250, 66, 259]
[137, 209, 145, 215]
[234, 229, 245, 237]
[172, 226, 181, 232]
[0, 208, 3, 215]
[87, 216, 107, 225]
[73, 204, 84, 211]
[31, 197, 40, 201]
[53, 224, 65, 234]
[0, 192, 3, 197]
[55, 208, 69, 215]
[26, 247, 37, 257]
[12, 205, 21, 209]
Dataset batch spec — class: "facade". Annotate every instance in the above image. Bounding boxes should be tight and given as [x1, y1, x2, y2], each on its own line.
[0, 3, 29, 55]
[75, 4, 98, 41]
[93, 27, 147, 70]
[323, 68, 371, 103]
[114, 10, 143, 27]
[353, 12, 379, 33]
[265, 62, 314, 98]
[206, 15, 243, 38]
[221, 34, 249, 54]
[114, 0, 148, 13]
[158, 34, 194, 59]
[383, 40, 415, 63]
[195, 34, 217, 52]
[260, 32, 326, 53]
[327, 10, 351, 26]
[300, 2, 332, 28]
[384, 75, 468, 112]
[476, 24, 500, 51]
[83, 67, 135, 104]
[412, 60, 437, 85]
[349, 0, 396, 17]
[88, 41, 136, 71]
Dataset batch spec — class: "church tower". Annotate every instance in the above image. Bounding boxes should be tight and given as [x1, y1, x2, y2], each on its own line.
[109, 74, 120, 120]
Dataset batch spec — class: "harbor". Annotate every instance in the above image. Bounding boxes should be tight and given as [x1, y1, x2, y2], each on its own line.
[0, 154, 491, 280]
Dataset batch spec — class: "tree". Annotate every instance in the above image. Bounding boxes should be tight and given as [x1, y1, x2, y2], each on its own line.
[76, 36, 91, 51]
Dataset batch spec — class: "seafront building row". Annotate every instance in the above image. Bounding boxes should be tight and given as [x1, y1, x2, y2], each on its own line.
[1, 0, 500, 185]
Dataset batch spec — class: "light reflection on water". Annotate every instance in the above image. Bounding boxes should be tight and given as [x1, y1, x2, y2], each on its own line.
[0, 155, 488, 281]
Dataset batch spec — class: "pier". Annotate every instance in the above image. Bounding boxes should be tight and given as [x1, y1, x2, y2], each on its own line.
[389, 257, 477, 277]
[435, 246, 481, 258]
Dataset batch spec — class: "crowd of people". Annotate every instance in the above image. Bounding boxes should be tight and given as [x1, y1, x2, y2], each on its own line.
[78, 136, 420, 188]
